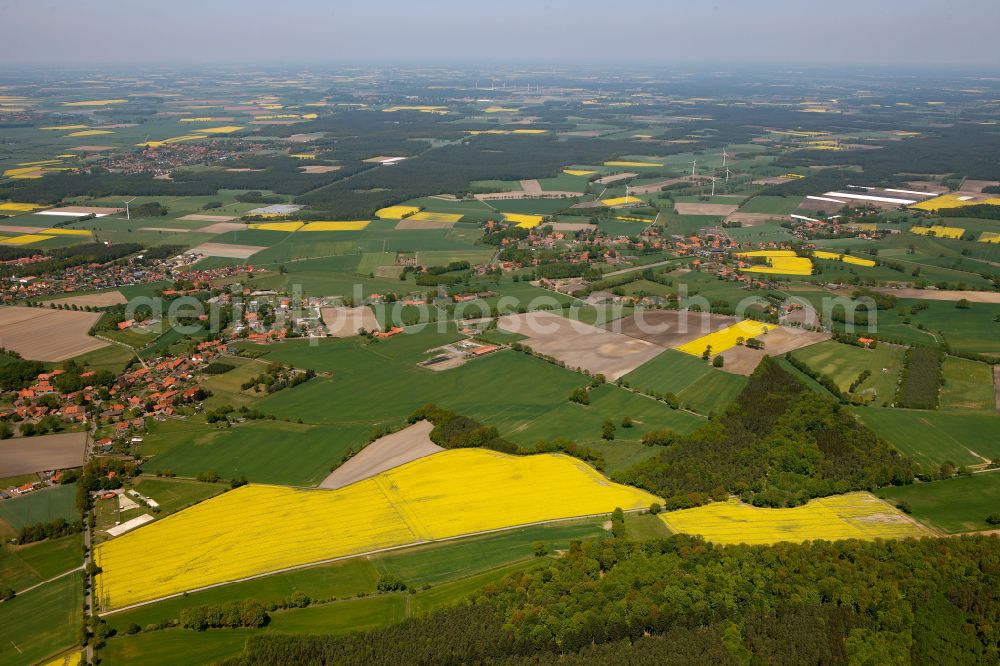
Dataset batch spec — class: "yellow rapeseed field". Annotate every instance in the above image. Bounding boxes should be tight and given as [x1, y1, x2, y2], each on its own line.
[604, 161, 664, 167]
[741, 254, 814, 276]
[813, 250, 876, 267]
[601, 196, 645, 207]
[93, 449, 656, 610]
[659, 492, 932, 545]
[408, 211, 463, 223]
[675, 319, 776, 356]
[18, 160, 62, 166]
[299, 221, 370, 231]
[978, 231, 1000, 244]
[383, 105, 448, 114]
[247, 222, 304, 232]
[42, 651, 82, 666]
[735, 250, 797, 258]
[136, 135, 204, 148]
[484, 106, 519, 113]
[39, 124, 89, 130]
[910, 193, 1000, 211]
[910, 225, 965, 239]
[511, 129, 547, 134]
[192, 126, 244, 134]
[503, 213, 544, 229]
[0, 202, 41, 212]
[376, 205, 421, 219]
[2, 234, 54, 245]
[65, 130, 114, 137]
[61, 99, 127, 106]
[289, 153, 316, 159]
[564, 169, 595, 176]
[41, 228, 91, 236]
[2, 168, 42, 179]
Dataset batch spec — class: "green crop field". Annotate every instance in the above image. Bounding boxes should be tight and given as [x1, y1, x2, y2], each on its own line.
[0, 533, 83, 592]
[852, 408, 1000, 467]
[0, 484, 78, 530]
[878, 472, 1000, 534]
[738, 195, 802, 215]
[791, 340, 903, 405]
[0, 574, 82, 666]
[622, 349, 748, 416]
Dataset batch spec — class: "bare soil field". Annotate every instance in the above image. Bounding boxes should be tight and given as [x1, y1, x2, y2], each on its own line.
[596, 173, 637, 185]
[905, 181, 949, 194]
[190, 242, 266, 259]
[835, 288, 1000, 304]
[197, 222, 246, 234]
[178, 214, 238, 223]
[550, 222, 597, 232]
[38, 206, 120, 216]
[140, 226, 191, 233]
[519, 179, 542, 194]
[321, 306, 380, 337]
[70, 145, 115, 152]
[0, 431, 87, 476]
[395, 219, 453, 230]
[497, 311, 662, 380]
[299, 165, 341, 174]
[0, 225, 54, 234]
[725, 212, 792, 226]
[674, 203, 740, 216]
[631, 177, 689, 194]
[751, 176, 798, 186]
[0, 306, 107, 361]
[318, 420, 443, 490]
[798, 198, 845, 214]
[719, 328, 830, 375]
[611, 310, 738, 348]
[961, 180, 1000, 192]
[49, 290, 128, 308]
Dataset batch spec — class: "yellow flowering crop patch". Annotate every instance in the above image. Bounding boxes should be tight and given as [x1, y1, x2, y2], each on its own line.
[93, 449, 657, 609]
[43, 650, 82, 666]
[136, 135, 205, 148]
[910, 225, 965, 239]
[604, 161, 664, 167]
[41, 228, 91, 236]
[910, 193, 1000, 211]
[564, 169, 595, 176]
[743, 256, 814, 275]
[0, 202, 41, 212]
[192, 126, 243, 134]
[39, 125, 89, 130]
[675, 319, 776, 356]
[299, 221, 370, 231]
[65, 130, 114, 137]
[62, 99, 127, 106]
[813, 250, 876, 267]
[247, 222, 303, 232]
[408, 211, 463, 223]
[601, 196, 645, 207]
[484, 106, 519, 113]
[978, 232, 1000, 244]
[376, 205, 421, 219]
[2, 234, 55, 245]
[660, 492, 932, 545]
[18, 160, 62, 166]
[2, 168, 42, 179]
[511, 129, 547, 134]
[289, 153, 316, 159]
[503, 213, 544, 229]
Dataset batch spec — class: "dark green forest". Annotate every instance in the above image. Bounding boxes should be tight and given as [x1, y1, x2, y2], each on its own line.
[223, 535, 1000, 665]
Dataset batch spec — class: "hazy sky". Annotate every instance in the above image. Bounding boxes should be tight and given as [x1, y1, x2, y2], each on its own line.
[2, 0, 998, 68]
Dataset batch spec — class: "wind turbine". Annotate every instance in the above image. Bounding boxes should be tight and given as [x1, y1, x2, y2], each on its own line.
[624, 184, 631, 205]
[690, 158, 698, 176]
[121, 197, 137, 220]
[709, 178, 719, 197]
[724, 168, 735, 182]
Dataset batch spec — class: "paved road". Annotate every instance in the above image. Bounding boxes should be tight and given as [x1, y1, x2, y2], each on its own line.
[601, 258, 682, 278]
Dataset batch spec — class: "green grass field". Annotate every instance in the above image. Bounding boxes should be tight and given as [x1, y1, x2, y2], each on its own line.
[622, 349, 748, 416]
[738, 195, 802, 215]
[791, 340, 903, 405]
[852, 408, 1000, 467]
[130, 476, 227, 515]
[939, 356, 996, 412]
[878, 472, 1000, 533]
[0, 573, 82, 666]
[0, 483, 78, 530]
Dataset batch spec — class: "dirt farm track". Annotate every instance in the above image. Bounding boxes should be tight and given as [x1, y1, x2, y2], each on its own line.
[0, 306, 108, 361]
